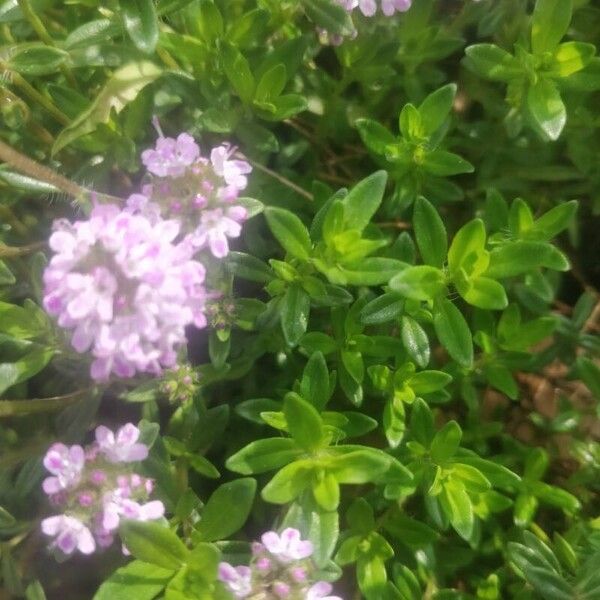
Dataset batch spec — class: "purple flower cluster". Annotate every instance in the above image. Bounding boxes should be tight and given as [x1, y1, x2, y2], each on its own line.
[320, 0, 412, 45]
[339, 0, 412, 16]
[41, 424, 164, 557]
[134, 132, 252, 259]
[43, 204, 208, 381]
[218, 528, 342, 599]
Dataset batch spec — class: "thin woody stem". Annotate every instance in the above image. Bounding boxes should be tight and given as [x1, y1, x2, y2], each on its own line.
[16, 0, 78, 88]
[0, 64, 70, 125]
[0, 240, 45, 257]
[0, 138, 87, 200]
[0, 387, 93, 418]
[234, 152, 314, 201]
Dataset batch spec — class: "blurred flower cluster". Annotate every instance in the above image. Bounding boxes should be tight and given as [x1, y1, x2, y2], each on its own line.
[43, 132, 252, 381]
[41, 424, 163, 557]
[218, 528, 342, 599]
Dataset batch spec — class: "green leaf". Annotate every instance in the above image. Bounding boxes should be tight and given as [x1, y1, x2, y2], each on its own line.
[433, 299, 473, 367]
[409, 370, 452, 395]
[93, 560, 174, 600]
[283, 392, 325, 451]
[265, 207, 312, 260]
[121, 0, 159, 54]
[226, 438, 303, 475]
[329, 450, 390, 483]
[514, 493, 539, 528]
[356, 119, 396, 155]
[529, 481, 581, 513]
[383, 398, 406, 448]
[441, 480, 473, 540]
[401, 316, 430, 368]
[195, 0, 223, 44]
[342, 171, 388, 233]
[301, 0, 355, 36]
[53, 61, 162, 154]
[335, 258, 408, 286]
[0, 261, 16, 285]
[360, 293, 404, 325]
[0, 301, 46, 338]
[261, 460, 313, 504]
[300, 352, 331, 411]
[577, 356, 600, 398]
[527, 78, 566, 141]
[389, 265, 446, 301]
[281, 284, 310, 346]
[552, 42, 596, 77]
[221, 42, 255, 104]
[308, 509, 339, 568]
[226, 9, 269, 48]
[483, 364, 518, 399]
[418, 83, 456, 136]
[313, 471, 340, 511]
[7, 44, 68, 75]
[430, 420, 462, 462]
[422, 150, 474, 176]
[0, 347, 55, 395]
[531, 0, 573, 55]
[486, 241, 570, 278]
[227, 252, 273, 283]
[448, 219, 486, 274]
[413, 196, 447, 268]
[255, 64, 286, 102]
[399, 104, 423, 140]
[410, 398, 435, 446]
[194, 478, 256, 542]
[457, 277, 508, 310]
[529, 200, 578, 240]
[463, 44, 523, 81]
[119, 521, 189, 570]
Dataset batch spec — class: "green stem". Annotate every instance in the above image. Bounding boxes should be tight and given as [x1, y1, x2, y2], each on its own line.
[17, 0, 54, 46]
[0, 241, 45, 257]
[0, 138, 87, 200]
[1, 65, 70, 125]
[16, 0, 78, 88]
[235, 152, 313, 201]
[0, 388, 92, 418]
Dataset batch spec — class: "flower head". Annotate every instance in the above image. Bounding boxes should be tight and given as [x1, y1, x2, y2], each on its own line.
[43, 204, 207, 381]
[260, 528, 314, 563]
[41, 425, 164, 559]
[95, 424, 148, 463]
[218, 562, 253, 598]
[141, 133, 200, 178]
[336, 0, 411, 15]
[307, 582, 344, 600]
[41, 515, 95, 555]
[133, 133, 252, 259]
[42, 443, 85, 495]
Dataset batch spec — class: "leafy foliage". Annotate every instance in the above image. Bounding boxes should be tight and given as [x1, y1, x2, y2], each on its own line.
[0, 0, 599, 599]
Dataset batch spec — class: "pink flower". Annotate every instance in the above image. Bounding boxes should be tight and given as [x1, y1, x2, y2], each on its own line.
[381, 0, 411, 15]
[188, 207, 247, 258]
[142, 133, 200, 178]
[218, 562, 253, 598]
[210, 146, 252, 191]
[102, 496, 165, 532]
[260, 528, 314, 563]
[43, 204, 208, 381]
[95, 424, 149, 463]
[335, 0, 411, 16]
[42, 443, 85, 495]
[306, 582, 343, 600]
[273, 581, 291, 598]
[41, 515, 96, 555]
